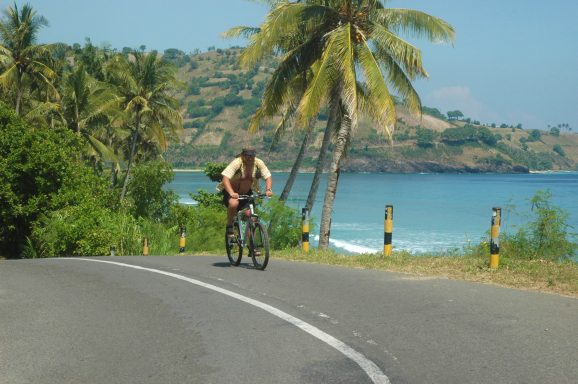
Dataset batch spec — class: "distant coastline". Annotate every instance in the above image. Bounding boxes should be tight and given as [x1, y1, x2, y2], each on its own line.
[174, 168, 203, 172]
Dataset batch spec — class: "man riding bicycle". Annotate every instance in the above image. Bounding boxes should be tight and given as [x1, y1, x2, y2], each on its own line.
[218, 148, 273, 236]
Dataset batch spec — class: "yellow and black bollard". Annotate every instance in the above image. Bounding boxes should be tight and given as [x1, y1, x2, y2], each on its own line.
[179, 226, 186, 256]
[143, 237, 149, 256]
[490, 207, 501, 268]
[384, 205, 393, 256]
[302, 208, 310, 253]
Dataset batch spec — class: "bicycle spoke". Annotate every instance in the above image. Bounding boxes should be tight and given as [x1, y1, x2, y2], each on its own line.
[250, 222, 270, 270]
[226, 223, 243, 266]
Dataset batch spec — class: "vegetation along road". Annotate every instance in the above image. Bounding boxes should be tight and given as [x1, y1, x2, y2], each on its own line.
[2, 256, 577, 384]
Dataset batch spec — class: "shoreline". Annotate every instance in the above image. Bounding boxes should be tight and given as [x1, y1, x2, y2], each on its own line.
[173, 168, 578, 175]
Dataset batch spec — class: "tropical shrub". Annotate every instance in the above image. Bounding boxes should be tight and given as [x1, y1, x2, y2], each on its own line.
[416, 128, 436, 148]
[553, 144, 565, 157]
[258, 197, 307, 250]
[501, 190, 577, 261]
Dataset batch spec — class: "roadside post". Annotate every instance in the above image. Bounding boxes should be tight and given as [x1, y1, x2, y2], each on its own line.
[179, 226, 186, 256]
[384, 205, 393, 256]
[110, 246, 116, 257]
[302, 208, 310, 253]
[143, 237, 149, 256]
[490, 207, 501, 268]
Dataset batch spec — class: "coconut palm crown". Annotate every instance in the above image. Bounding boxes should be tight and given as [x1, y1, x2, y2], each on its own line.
[0, 2, 57, 116]
[106, 50, 183, 200]
[240, 0, 454, 134]
[232, 0, 455, 248]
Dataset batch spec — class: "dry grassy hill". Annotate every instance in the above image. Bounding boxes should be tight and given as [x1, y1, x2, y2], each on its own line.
[165, 48, 578, 173]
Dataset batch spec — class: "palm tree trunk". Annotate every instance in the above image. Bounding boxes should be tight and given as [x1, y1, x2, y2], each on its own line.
[267, 120, 314, 234]
[120, 114, 140, 200]
[305, 100, 340, 212]
[318, 111, 351, 249]
[279, 122, 313, 202]
[15, 89, 22, 116]
[111, 162, 118, 187]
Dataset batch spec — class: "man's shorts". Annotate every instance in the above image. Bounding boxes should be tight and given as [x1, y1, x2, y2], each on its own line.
[222, 190, 253, 211]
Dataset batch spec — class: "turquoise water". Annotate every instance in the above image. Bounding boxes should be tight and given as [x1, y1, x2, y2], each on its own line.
[168, 171, 578, 254]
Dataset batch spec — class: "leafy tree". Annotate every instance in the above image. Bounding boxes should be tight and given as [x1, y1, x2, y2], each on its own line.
[0, 103, 115, 257]
[549, 127, 560, 136]
[447, 110, 464, 120]
[528, 129, 541, 142]
[422, 106, 446, 120]
[552, 144, 565, 157]
[0, 3, 57, 115]
[125, 160, 178, 221]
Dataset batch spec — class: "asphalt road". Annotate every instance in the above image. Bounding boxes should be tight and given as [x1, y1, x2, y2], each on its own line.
[1, 256, 577, 384]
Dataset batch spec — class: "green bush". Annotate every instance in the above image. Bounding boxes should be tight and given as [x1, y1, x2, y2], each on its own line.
[258, 197, 307, 250]
[203, 161, 227, 182]
[501, 190, 577, 261]
[416, 128, 436, 148]
[28, 203, 135, 257]
[171, 204, 226, 252]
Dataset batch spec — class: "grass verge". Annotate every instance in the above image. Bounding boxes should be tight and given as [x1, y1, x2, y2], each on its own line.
[268, 248, 578, 298]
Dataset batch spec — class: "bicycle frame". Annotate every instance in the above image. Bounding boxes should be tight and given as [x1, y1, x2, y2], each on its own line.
[233, 201, 257, 248]
[226, 194, 270, 270]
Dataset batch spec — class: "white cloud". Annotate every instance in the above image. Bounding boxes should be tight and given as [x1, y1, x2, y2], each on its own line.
[427, 86, 486, 118]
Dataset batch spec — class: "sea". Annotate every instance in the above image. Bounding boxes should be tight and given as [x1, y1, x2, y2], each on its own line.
[167, 171, 578, 255]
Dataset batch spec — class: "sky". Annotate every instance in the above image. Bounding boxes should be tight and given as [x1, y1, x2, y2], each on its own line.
[4, 0, 578, 131]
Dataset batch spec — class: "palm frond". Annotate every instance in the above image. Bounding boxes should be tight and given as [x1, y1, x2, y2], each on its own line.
[375, 8, 455, 44]
[357, 40, 396, 136]
[370, 24, 427, 80]
[221, 26, 261, 39]
[85, 134, 119, 162]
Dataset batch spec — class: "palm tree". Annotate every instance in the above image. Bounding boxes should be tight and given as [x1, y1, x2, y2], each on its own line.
[59, 63, 122, 166]
[235, 0, 454, 248]
[106, 50, 183, 200]
[0, 3, 57, 116]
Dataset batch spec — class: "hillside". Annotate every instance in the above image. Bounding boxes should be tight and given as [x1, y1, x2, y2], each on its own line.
[164, 48, 578, 173]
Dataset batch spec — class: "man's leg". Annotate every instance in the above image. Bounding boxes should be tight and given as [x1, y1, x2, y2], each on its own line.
[227, 198, 239, 226]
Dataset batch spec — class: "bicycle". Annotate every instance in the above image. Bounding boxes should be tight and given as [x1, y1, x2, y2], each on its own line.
[225, 194, 270, 270]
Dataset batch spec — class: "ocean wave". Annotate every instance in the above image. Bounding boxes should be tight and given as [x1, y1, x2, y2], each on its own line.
[311, 235, 380, 254]
[311, 234, 471, 255]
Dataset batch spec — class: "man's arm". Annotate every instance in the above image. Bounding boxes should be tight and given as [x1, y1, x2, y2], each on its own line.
[264, 177, 273, 197]
[222, 176, 239, 199]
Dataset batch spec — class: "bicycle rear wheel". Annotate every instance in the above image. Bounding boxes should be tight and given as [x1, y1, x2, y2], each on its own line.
[225, 223, 243, 266]
[249, 222, 269, 270]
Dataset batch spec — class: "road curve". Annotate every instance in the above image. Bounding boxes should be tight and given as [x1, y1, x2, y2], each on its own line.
[1, 256, 577, 384]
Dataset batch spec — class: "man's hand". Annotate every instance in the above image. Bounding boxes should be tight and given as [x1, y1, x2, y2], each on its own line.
[265, 189, 273, 197]
[230, 192, 239, 199]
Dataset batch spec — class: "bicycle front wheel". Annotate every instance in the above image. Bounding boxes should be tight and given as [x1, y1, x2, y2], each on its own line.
[249, 222, 269, 270]
[225, 223, 243, 266]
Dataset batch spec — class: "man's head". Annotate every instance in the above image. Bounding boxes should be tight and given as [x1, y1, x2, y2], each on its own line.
[241, 148, 256, 159]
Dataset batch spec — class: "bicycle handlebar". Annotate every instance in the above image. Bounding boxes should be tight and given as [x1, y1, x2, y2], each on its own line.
[237, 194, 269, 200]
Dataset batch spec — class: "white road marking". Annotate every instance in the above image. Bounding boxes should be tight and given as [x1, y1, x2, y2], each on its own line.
[71, 258, 390, 384]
